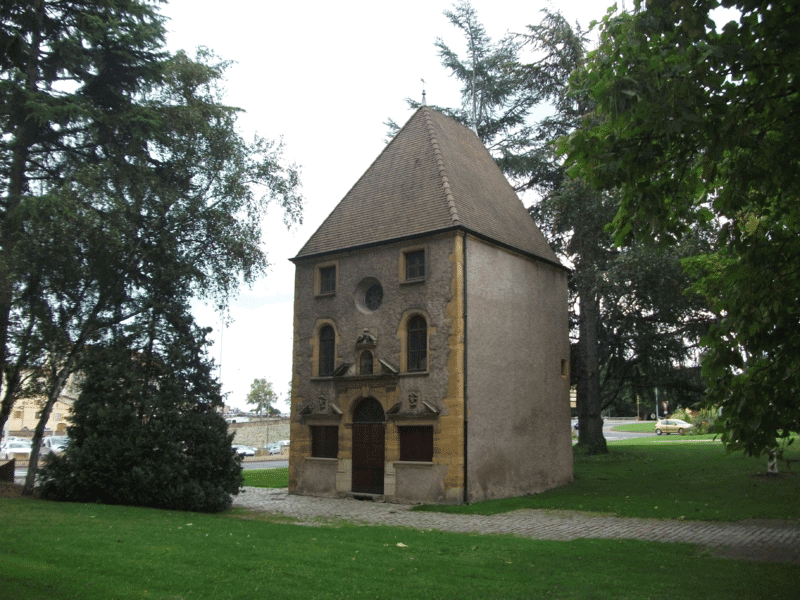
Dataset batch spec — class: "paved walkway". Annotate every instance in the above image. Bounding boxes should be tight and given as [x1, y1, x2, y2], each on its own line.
[232, 488, 800, 564]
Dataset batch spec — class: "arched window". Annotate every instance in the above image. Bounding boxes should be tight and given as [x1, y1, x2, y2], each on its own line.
[319, 325, 335, 376]
[359, 350, 373, 375]
[407, 315, 427, 372]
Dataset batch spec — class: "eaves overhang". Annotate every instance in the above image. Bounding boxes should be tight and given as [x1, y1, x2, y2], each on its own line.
[290, 225, 570, 273]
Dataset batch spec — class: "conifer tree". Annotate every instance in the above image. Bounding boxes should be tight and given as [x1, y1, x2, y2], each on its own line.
[0, 1, 302, 492]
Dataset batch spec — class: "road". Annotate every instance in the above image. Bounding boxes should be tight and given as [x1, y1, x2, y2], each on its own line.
[243, 459, 287, 470]
[603, 419, 653, 441]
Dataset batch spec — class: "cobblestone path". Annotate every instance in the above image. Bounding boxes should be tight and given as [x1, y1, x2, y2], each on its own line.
[233, 488, 800, 564]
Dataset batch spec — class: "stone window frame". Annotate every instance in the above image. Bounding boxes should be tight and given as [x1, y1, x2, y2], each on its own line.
[398, 425, 434, 462]
[399, 245, 426, 284]
[312, 320, 339, 378]
[397, 310, 431, 373]
[359, 350, 374, 375]
[310, 425, 339, 458]
[315, 261, 338, 297]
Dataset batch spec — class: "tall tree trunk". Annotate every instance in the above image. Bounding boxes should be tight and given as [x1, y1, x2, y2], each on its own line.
[576, 286, 607, 454]
[0, 0, 44, 437]
[23, 342, 83, 495]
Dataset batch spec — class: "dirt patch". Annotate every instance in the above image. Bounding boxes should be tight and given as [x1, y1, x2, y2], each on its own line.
[0, 481, 38, 498]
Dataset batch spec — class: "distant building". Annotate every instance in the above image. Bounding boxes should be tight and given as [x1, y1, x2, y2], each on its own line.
[288, 107, 573, 504]
[4, 374, 80, 436]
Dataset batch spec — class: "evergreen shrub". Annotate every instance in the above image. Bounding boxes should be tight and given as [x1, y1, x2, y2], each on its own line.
[40, 333, 242, 512]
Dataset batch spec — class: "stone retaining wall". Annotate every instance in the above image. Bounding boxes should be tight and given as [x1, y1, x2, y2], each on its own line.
[228, 419, 290, 449]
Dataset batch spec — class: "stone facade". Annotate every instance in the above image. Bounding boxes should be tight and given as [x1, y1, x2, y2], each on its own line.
[288, 107, 572, 504]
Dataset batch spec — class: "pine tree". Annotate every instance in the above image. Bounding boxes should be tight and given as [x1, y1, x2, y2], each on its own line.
[40, 303, 242, 513]
[0, 2, 302, 492]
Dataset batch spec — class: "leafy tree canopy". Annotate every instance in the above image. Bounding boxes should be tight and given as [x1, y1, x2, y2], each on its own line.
[564, 0, 800, 459]
[0, 0, 303, 493]
[246, 377, 277, 416]
[391, 2, 712, 454]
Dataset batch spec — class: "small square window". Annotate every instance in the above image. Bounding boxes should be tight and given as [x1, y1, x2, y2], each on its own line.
[311, 426, 339, 458]
[399, 426, 433, 462]
[319, 265, 336, 295]
[405, 250, 425, 281]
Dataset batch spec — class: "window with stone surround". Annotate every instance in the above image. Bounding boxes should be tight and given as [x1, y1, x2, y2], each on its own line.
[319, 325, 335, 376]
[311, 425, 339, 458]
[398, 425, 433, 461]
[318, 265, 336, 295]
[407, 315, 427, 372]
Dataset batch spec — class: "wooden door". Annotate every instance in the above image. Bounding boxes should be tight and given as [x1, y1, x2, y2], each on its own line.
[351, 398, 385, 494]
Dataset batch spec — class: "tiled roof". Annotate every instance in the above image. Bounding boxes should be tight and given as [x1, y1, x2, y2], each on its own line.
[293, 107, 561, 266]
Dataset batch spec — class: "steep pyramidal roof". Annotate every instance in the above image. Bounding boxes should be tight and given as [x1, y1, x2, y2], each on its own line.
[293, 107, 561, 267]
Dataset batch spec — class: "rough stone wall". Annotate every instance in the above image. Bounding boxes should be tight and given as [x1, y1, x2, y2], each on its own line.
[289, 233, 462, 500]
[228, 419, 290, 448]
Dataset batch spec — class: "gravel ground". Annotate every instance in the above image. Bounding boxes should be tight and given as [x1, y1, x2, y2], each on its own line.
[233, 487, 800, 564]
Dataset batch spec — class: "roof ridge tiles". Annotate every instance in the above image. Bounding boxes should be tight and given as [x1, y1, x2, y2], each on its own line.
[421, 106, 461, 225]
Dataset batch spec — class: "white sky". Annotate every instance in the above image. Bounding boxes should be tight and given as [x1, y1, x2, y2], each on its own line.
[160, 0, 610, 411]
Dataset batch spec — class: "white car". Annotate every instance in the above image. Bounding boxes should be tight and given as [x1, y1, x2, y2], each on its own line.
[1, 439, 33, 459]
[42, 436, 70, 453]
[232, 444, 256, 457]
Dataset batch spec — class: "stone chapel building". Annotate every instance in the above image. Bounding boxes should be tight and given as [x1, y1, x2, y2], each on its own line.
[288, 106, 572, 504]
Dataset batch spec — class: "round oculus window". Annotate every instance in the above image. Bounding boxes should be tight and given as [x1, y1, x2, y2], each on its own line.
[365, 283, 383, 311]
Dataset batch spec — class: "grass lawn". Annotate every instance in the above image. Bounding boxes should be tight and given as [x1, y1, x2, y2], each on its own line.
[612, 422, 660, 434]
[242, 466, 288, 488]
[1, 495, 798, 600]
[415, 437, 800, 521]
[241, 440, 800, 522]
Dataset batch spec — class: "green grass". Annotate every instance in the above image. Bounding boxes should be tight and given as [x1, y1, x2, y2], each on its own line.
[415, 438, 800, 521]
[242, 466, 288, 488]
[241, 441, 799, 522]
[1, 497, 798, 599]
[612, 422, 660, 433]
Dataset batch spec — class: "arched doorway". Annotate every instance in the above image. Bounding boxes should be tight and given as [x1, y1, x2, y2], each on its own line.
[351, 397, 385, 494]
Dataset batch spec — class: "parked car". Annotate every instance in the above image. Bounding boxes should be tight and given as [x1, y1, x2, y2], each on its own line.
[266, 442, 283, 455]
[42, 436, 70, 454]
[232, 444, 256, 457]
[1, 439, 33, 459]
[654, 419, 693, 435]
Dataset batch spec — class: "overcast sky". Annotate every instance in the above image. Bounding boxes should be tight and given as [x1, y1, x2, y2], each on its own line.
[160, 0, 610, 412]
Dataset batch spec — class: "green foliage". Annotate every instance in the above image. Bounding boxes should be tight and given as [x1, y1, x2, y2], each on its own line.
[39, 312, 243, 513]
[671, 407, 719, 434]
[564, 1, 800, 460]
[0, 1, 303, 492]
[521, 12, 712, 450]
[401, 5, 714, 454]
[386, 1, 544, 192]
[245, 377, 277, 416]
